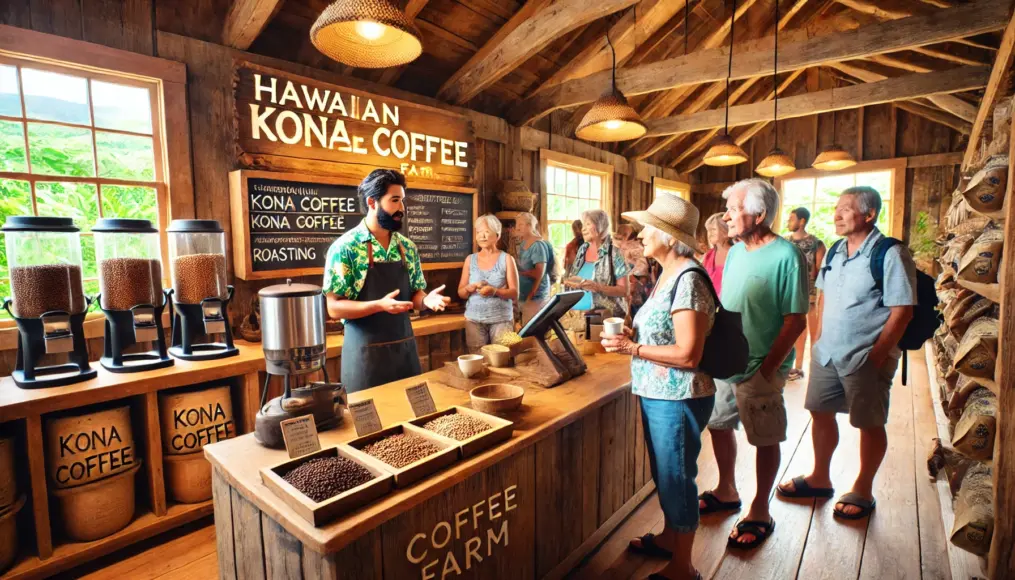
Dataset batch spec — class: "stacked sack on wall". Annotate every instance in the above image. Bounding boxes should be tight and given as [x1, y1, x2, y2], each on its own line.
[928, 124, 1009, 558]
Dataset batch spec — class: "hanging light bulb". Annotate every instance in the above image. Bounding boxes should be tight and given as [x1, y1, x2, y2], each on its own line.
[756, 0, 795, 178]
[704, 0, 748, 167]
[575, 31, 647, 142]
[812, 107, 857, 170]
[311, 0, 423, 68]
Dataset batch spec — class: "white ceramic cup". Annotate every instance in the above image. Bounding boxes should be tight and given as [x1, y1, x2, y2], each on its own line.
[458, 354, 485, 378]
[603, 317, 625, 337]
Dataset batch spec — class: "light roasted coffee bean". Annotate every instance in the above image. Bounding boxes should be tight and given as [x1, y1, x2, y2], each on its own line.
[422, 413, 491, 441]
[362, 433, 440, 468]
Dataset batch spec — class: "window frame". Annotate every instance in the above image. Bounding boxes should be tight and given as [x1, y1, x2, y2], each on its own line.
[652, 176, 690, 201]
[538, 149, 614, 257]
[773, 158, 906, 240]
[0, 24, 193, 341]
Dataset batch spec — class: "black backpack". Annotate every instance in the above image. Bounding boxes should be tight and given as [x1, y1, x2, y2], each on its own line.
[672, 267, 749, 380]
[823, 237, 941, 385]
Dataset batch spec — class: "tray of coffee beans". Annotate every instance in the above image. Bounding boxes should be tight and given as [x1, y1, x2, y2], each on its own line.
[259, 446, 393, 526]
[341, 423, 460, 488]
[409, 406, 514, 458]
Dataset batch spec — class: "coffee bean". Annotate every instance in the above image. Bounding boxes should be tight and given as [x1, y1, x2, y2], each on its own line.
[9, 264, 85, 318]
[171, 253, 227, 304]
[282, 456, 373, 503]
[362, 433, 441, 468]
[99, 258, 163, 311]
[422, 413, 491, 441]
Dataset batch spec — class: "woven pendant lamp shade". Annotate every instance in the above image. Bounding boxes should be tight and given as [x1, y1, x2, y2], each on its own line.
[575, 89, 647, 142]
[812, 145, 857, 171]
[311, 0, 423, 68]
[756, 148, 796, 177]
[704, 134, 748, 166]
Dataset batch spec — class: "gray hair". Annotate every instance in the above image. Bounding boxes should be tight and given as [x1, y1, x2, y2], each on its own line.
[643, 224, 696, 258]
[474, 214, 502, 237]
[722, 178, 780, 228]
[516, 212, 542, 237]
[840, 186, 882, 221]
[581, 209, 611, 243]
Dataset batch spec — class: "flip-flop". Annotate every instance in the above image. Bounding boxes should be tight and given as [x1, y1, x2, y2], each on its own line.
[627, 533, 673, 559]
[833, 493, 877, 520]
[777, 476, 835, 499]
[648, 573, 702, 580]
[727, 518, 776, 550]
[698, 491, 742, 514]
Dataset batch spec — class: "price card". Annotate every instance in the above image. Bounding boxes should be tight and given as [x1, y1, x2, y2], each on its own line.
[279, 415, 321, 459]
[405, 382, 437, 418]
[348, 399, 383, 437]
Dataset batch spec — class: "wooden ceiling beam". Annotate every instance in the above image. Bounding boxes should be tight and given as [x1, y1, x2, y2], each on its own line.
[911, 45, 987, 66]
[830, 60, 978, 121]
[528, 0, 688, 97]
[436, 0, 638, 105]
[894, 100, 972, 133]
[867, 53, 933, 73]
[221, 0, 286, 50]
[963, 7, 1015, 174]
[833, 0, 919, 20]
[643, 65, 989, 137]
[508, 0, 1009, 125]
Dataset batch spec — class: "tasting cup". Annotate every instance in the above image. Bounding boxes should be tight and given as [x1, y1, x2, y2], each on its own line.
[603, 317, 625, 337]
[458, 354, 485, 378]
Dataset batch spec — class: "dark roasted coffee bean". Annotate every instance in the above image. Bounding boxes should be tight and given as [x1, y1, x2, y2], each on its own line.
[282, 456, 373, 503]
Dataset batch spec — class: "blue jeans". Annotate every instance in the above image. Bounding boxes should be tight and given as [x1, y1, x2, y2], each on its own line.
[640, 395, 715, 533]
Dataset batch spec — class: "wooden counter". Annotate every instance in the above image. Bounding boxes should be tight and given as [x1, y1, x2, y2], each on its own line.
[206, 353, 652, 580]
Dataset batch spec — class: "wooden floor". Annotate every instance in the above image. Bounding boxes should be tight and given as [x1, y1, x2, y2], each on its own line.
[53, 352, 947, 580]
[568, 351, 951, 580]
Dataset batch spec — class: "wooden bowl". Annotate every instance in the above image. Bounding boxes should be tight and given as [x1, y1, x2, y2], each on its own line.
[469, 383, 525, 413]
[481, 344, 512, 368]
[51, 461, 141, 542]
[164, 451, 212, 504]
[0, 494, 25, 574]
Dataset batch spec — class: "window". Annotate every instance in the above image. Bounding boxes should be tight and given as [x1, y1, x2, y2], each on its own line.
[0, 60, 165, 319]
[653, 177, 690, 201]
[541, 150, 612, 262]
[775, 161, 903, 248]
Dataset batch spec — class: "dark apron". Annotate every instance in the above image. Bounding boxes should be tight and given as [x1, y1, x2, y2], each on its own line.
[340, 240, 421, 393]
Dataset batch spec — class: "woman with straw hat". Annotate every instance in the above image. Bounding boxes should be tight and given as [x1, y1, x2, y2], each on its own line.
[602, 192, 716, 580]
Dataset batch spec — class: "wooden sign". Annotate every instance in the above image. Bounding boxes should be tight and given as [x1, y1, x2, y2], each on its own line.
[235, 62, 475, 186]
[229, 169, 477, 280]
[279, 415, 321, 459]
[405, 382, 437, 418]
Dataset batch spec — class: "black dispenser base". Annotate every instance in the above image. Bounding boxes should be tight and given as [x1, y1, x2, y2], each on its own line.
[98, 292, 173, 373]
[168, 287, 239, 361]
[11, 364, 97, 389]
[2, 300, 96, 389]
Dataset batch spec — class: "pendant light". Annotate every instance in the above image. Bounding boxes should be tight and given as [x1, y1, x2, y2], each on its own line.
[575, 30, 647, 142]
[812, 90, 857, 170]
[704, 0, 748, 167]
[756, 1, 795, 178]
[310, 0, 423, 68]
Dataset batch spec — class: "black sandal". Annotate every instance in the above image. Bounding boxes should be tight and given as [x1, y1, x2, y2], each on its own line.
[833, 493, 877, 520]
[627, 533, 673, 559]
[777, 476, 835, 499]
[727, 518, 776, 550]
[698, 491, 742, 514]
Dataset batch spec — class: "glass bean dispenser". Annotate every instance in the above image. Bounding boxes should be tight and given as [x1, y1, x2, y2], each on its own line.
[93, 218, 172, 372]
[2, 216, 96, 388]
[167, 219, 237, 360]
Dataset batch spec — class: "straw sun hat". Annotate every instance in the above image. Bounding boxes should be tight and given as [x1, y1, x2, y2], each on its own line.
[622, 192, 702, 252]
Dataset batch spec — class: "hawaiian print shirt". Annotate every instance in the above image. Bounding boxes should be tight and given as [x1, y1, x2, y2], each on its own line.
[568, 238, 631, 317]
[631, 263, 716, 401]
[787, 233, 824, 301]
[323, 222, 427, 300]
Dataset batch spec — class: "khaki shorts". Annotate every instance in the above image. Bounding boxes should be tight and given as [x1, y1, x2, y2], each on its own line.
[708, 372, 788, 447]
[804, 355, 898, 428]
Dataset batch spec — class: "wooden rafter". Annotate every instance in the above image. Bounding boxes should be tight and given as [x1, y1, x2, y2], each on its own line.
[528, 0, 688, 97]
[965, 4, 1015, 173]
[894, 100, 972, 133]
[436, 0, 639, 105]
[642, 65, 989, 137]
[911, 45, 986, 66]
[833, 0, 919, 20]
[830, 60, 978, 121]
[221, 0, 286, 50]
[508, 0, 1009, 125]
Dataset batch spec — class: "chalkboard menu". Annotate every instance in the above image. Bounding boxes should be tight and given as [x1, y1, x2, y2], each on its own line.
[229, 170, 476, 280]
[405, 190, 474, 264]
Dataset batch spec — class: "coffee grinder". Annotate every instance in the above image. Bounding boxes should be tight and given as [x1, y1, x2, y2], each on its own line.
[93, 218, 172, 373]
[2, 216, 96, 388]
[166, 219, 238, 361]
[255, 280, 346, 449]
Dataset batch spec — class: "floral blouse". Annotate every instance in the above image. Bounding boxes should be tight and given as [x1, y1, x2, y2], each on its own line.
[631, 262, 717, 401]
[568, 239, 630, 317]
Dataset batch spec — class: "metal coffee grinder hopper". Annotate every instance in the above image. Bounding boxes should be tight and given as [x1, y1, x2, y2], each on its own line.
[254, 281, 347, 449]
